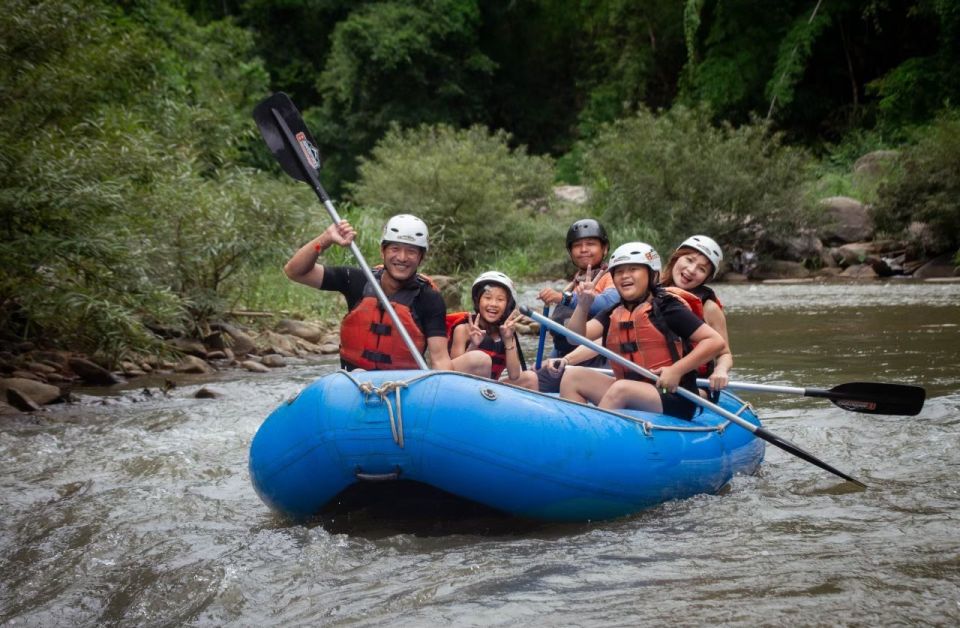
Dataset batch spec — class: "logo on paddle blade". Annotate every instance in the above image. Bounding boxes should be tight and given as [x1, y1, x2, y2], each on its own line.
[836, 399, 877, 411]
[295, 132, 320, 170]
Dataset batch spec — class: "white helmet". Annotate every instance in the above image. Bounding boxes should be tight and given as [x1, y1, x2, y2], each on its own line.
[381, 214, 429, 251]
[678, 235, 723, 279]
[471, 271, 518, 317]
[607, 242, 661, 273]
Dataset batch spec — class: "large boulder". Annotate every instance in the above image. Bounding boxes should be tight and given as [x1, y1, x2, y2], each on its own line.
[818, 196, 874, 244]
[215, 323, 256, 357]
[174, 355, 213, 374]
[751, 260, 811, 280]
[853, 150, 899, 179]
[275, 319, 324, 343]
[840, 264, 879, 280]
[0, 377, 63, 405]
[166, 337, 207, 358]
[67, 357, 121, 386]
[912, 254, 959, 279]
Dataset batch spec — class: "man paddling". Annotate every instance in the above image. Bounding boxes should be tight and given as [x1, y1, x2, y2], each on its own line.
[285, 214, 484, 373]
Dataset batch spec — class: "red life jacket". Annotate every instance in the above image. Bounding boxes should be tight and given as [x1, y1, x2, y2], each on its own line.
[604, 295, 690, 381]
[339, 270, 428, 370]
[446, 311, 526, 380]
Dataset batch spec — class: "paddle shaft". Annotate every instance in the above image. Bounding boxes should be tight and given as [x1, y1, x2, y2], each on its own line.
[534, 305, 550, 369]
[268, 107, 428, 370]
[522, 306, 866, 488]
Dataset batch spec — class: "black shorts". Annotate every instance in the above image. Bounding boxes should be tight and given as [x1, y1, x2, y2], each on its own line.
[659, 390, 698, 420]
[536, 366, 563, 393]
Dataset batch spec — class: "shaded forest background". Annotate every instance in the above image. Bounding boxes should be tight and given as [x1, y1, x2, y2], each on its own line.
[2, 0, 958, 361]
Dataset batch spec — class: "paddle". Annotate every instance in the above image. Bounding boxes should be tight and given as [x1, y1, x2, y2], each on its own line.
[253, 92, 428, 370]
[534, 305, 550, 369]
[521, 306, 867, 488]
[695, 379, 925, 416]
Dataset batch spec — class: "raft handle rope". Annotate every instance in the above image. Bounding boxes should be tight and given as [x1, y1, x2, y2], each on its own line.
[335, 370, 730, 442]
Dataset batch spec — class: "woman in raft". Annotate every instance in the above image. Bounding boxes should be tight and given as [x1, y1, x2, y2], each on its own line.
[449, 271, 539, 390]
[558, 242, 726, 418]
[660, 235, 732, 392]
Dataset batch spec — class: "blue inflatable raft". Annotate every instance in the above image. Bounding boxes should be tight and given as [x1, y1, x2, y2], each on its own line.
[249, 369, 765, 522]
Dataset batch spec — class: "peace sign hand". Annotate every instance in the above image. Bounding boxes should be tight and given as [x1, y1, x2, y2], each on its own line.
[500, 309, 520, 341]
[466, 312, 486, 348]
[574, 263, 599, 311]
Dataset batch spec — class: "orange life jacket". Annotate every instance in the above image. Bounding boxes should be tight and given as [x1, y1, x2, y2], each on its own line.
[604, 294, 690, 381]
[339, 270, 428, 370]
[446, 311, 526, 379]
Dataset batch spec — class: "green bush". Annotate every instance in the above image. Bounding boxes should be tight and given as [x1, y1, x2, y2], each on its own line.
[579, 104, 813, 253]
[348, 124, 557, 274]
[872, 110, 960, 255]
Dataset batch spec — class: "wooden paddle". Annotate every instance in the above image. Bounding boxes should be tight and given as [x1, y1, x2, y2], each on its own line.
[521, 305, 867, 488]
[696, 379, 926, 416]
[253, 93, 428, 369]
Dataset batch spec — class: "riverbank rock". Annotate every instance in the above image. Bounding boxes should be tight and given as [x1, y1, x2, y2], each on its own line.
[0, 377, 63, 406]
[68, 357, 121, 386]
[276, 319, 324, 343]
[174, 355, 213, 374]
[750, 260, 811, 281]
[840, 264, 879, 280]
[261, 354, 286, 368]
[819, 196, 874, 244]
[913, 254, 960, 279]
[213, 323, 256, 357]
[166, 337, 207, 358]
[853, 150, 899, 179]
[194, 386, 223, 399]
[255, 330, 296, 357]
[241, 360, 270, 373]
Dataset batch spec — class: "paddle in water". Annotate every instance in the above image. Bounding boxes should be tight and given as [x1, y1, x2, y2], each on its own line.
[521, 305, 867, 488]
[252, 92, 428, 369]
[695, 379, 926, 416]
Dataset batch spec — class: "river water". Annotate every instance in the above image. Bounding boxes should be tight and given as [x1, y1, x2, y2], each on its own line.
[2, 282, 959, 626]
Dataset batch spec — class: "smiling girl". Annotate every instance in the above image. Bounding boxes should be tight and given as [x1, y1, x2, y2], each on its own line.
[449, 271, 539, 389]
[559, 243, 726, 418]
[660, 235, 733, 391]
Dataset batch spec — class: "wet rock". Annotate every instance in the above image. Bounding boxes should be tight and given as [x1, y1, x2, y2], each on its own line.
[0, 400, 19, 415]
[241, 360, 270, 373]
[913, 254, 959, 279]
[6, 387, 41, 412]
[68, 357, 121, 386]
[167, 337, 208, 358]
[750, 260, 811, 280]
[194, 386, 223, 399]
[276, 319, 324, 343]
[819, 196, 874, 244]
[206, 350, 228, 360]
[840, 264, 878, 280]
[202, 331, 226, 351]
[319, 343, 340, 355]
[217, 323, 256, 357]
[0, 377, 62, 405]
[174, 355, 213, 374]
[261, 354, 286, 368]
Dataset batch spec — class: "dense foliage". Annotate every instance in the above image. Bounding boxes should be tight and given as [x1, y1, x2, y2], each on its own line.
[580, 106, 813, 253]
[0, 0, 309, 360]
[872, 111, 960, 255]
[348, 124, 556, 274]
[2, 0, 958, 357]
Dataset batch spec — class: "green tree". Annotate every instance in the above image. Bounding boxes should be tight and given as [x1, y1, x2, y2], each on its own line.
[348, 124, 555, 273]
[308, 0, 496, 189]
[580, 105, 813, 253]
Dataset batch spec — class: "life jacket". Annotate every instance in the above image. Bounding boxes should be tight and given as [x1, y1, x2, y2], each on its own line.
[339, 269, 428, 370]
[603, 292, 691, 381]
[666, 285, 722, 377]
[446, 311, 527, 379]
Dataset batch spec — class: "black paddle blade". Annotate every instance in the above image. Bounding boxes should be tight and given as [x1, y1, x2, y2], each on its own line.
[754, 426, 867, 488]
[253, 92, 321, 182]
[826, 382, 926, 416]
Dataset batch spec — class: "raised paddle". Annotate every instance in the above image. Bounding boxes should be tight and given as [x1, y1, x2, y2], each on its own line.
[521, 306, 867, 488]
[695, 379, 926, 416]
[253, 92, 428, 370]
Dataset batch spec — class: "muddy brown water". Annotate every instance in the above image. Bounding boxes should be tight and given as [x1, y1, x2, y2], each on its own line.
[2, 282, 958, 626]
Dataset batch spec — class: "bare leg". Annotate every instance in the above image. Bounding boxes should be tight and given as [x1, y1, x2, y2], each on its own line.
[598, 379, 664, 412]
[451, 351, 493, 378]
[559, 366, 614, 405]
[507, 370, 540, 391]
